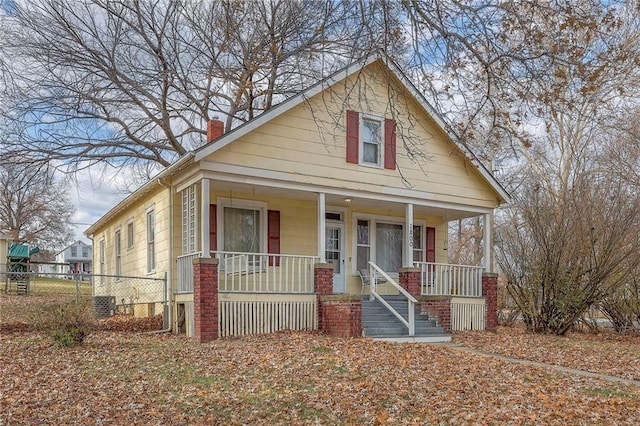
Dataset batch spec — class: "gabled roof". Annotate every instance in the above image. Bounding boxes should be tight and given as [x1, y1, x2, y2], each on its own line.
[86, 52, 509, 237]
[194, 51, 510, 203]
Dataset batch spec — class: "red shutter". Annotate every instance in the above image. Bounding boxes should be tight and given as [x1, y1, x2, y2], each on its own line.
[426, 227, 436, 262]
[209, 204, 217, 252]
[384, 118, 396, 170]
[346, 110, 359, 164]
[268, 210, 280, 266]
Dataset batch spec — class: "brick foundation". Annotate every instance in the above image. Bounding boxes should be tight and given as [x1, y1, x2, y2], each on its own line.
[482, 272, 498, 332]
[421, 297, 451, 332]
[193, 257, 219, 343]
[398, 267, 421, 298]
[319, 296, 362, 338]
[314, 263, 361, 337]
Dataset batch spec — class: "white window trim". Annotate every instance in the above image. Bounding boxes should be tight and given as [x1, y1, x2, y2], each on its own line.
[146, 206, 156, 274]
[351, 212, 425, 275]
[126, 217, 134, 250]
[326, 206, 347, 223]
[359, 113, 385, 168]
[216, 197, 268, 253]
[114, 227, 122, 278]
[99, 237, 105, 275]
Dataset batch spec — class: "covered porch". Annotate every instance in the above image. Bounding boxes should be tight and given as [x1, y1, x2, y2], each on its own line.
[174, 175, 497, 341]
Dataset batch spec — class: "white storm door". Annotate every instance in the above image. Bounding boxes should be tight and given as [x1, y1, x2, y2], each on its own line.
[325, 224, 345, 293]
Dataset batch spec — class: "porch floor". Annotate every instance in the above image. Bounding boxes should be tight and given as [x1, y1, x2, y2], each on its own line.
[361, 296, 451, 343]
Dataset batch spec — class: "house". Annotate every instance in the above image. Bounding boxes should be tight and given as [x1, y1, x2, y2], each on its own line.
[0, 232, 11, 275]
[85, 53, 509, 342]
[54, 240, 92, 277]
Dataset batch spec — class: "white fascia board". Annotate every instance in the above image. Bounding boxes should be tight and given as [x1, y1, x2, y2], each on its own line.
[193, 55, 382, 162]
[201, 165, 494, 215]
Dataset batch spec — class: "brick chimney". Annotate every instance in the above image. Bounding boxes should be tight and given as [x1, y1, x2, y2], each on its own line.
[207, 119, 225, 143]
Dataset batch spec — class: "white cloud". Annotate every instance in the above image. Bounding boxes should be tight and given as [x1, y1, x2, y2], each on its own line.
[66, 165, 137, 242]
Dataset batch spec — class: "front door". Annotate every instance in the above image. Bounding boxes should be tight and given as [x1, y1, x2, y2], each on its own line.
[325, 224, 345, 293]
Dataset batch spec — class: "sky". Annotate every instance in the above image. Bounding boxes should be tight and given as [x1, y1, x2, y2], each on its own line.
[67, 167, 131, 244]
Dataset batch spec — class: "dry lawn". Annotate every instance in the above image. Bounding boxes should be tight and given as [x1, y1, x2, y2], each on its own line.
[1, 294, 640, 425]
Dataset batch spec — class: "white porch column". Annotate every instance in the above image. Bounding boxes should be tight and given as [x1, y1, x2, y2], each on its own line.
[404, 203, 414, 267]
[201, 179, 210, 258]
[483, 212, 492, 272]
[318, 192, 326, 263]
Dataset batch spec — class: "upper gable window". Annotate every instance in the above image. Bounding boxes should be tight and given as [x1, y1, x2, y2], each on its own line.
[346, 110, 396, 170]
[361, 116, 383, 166]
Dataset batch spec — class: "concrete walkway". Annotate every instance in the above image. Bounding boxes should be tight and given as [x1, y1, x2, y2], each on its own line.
[429, 343, 640, 388]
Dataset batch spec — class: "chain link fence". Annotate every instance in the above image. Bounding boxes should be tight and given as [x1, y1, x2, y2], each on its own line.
[91, 273, 167, 320]
[3, 271, 167, 322]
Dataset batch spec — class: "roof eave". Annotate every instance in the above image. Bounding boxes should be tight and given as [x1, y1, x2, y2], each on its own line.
[84, 153, 195, 237]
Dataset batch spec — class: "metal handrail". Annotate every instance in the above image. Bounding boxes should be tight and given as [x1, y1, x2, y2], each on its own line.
[368, 261, 417, 336]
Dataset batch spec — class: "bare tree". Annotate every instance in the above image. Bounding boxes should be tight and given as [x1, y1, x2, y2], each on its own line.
[0, 0, 402, 177]
[0, 163, 74, 250]
[496, 172, 640, 335]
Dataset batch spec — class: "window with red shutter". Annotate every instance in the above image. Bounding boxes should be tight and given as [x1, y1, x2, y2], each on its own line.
[346, 111, 397, 169]
[426, 227, 436, 263]
[346, 110, 359, 163]
[209, 204, 217, 252]
[384, 118, 396, 170]
[268, 210, 280, 266]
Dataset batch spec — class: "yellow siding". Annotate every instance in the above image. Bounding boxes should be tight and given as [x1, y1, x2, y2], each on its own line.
[209, 190, 318, 257]
[91, 185, 171, 280]
[208, 191, 448, 296]
[205, 61, 499, 209]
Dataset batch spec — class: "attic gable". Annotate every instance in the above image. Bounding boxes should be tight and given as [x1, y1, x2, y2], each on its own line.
[194, 53, 508, 204]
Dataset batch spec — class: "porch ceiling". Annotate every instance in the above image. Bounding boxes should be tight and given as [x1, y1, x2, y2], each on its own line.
[207, 178, 487, 221]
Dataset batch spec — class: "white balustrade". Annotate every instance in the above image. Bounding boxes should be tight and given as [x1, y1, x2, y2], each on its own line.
[414, 262, 484, 297]
[176, 252, 201, 293]
[214, 251, 318, 294]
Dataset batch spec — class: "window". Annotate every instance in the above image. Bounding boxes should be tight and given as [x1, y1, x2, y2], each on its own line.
[354, 216, 429, 274]
[413, 226, 424, 262]
[356, 219, 371, 271]
[82, 247, 89, 258]
[376, 222, 403, 272]
[361, 117, 383, 166]
[127, 220, 134, 249]
[70, 246, 77, 257]
[223, 207, 261, 252]
[115, 230, 122, 276]
[346, 110, 396, 170]
[99, 239, 105, 274]
[147, 209, 156, 273]
[182, 186, 197, 254]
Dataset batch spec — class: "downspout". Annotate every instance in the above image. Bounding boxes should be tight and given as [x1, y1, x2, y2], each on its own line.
[145, 178, 174, 334]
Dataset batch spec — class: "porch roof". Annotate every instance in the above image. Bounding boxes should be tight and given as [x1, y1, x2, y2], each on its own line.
[186, 174, 493, 221]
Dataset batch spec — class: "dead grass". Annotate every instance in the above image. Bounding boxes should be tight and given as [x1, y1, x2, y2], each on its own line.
[2, 295, 640, 425]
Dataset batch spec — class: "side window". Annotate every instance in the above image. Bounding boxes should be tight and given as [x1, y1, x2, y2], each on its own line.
[147, 210, 156, 273]
[115, 229, 122, 276]
[99, 239, 105, 274]
[127, 220, 134, 249]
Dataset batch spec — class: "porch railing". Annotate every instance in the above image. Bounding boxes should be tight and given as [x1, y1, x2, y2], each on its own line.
[414, 262, 483, 297]
[369, 261, 417, 336]
[214, 251, 318, 293]
[177, 252, 201, 293]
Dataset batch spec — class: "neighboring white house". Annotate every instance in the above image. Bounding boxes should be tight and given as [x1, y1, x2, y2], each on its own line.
[54, 240, 93, 276]
[0, 232, 11, 275]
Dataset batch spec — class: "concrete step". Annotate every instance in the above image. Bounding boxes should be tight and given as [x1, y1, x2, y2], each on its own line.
[362, 296, 448, 340]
